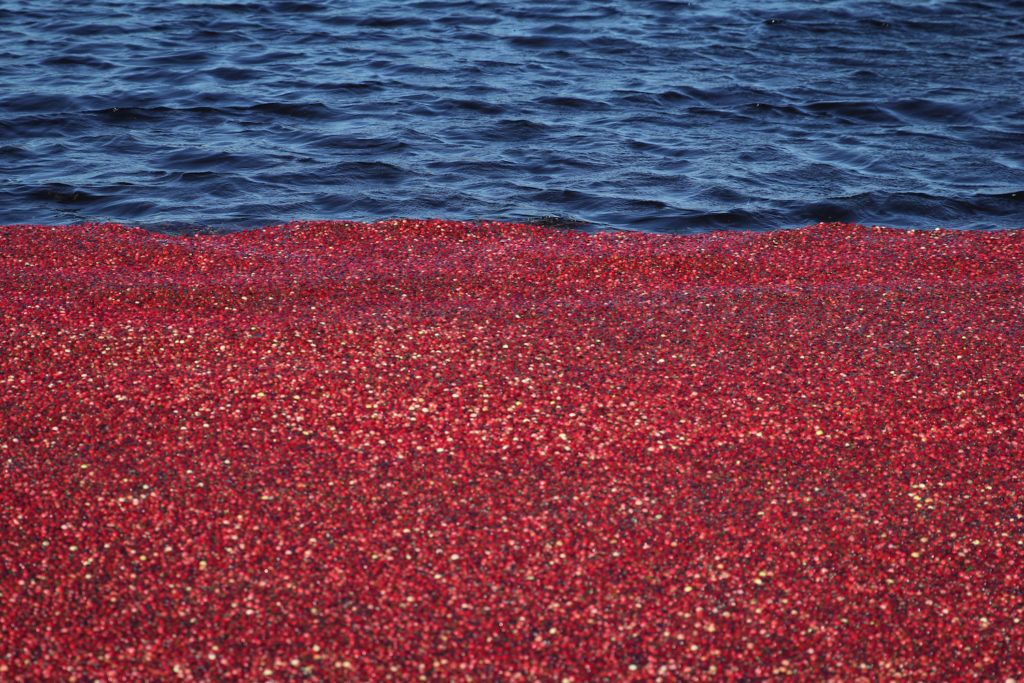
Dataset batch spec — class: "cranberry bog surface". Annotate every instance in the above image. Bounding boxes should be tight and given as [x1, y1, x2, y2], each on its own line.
[1, 221, 1022, 680]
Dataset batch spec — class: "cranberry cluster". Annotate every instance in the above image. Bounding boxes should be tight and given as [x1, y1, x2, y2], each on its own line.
[1, 221, 1022, 680]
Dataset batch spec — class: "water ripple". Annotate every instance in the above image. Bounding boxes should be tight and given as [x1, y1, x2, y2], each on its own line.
[0, 0, 1022, 231]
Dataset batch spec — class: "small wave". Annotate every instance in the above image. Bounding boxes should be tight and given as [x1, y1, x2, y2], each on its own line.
[24, 184, 104, 204]
[248, 102, 333, 118]
[0, 93, 76, 113]
[485, 118, 551, 140]
[886, 98, 977, 124]
[273, 1, 325, 12]
[317, 80, 387, 93]
[144, 51, 211, 66]
[506, 34, 590, 50]
[330, 161, 407, 183]
[0, 145, 30, 159]
[307, 134, 410, 153]
[437, 98, 505, 115]
[358, 15, 431, 29]
[525, 215, 594, 230]
[160, 149, 267, 171]
[534, 96, 610, 111]
[805, 100, 902, 124]
[204, 66, 259, 83]
[435, 13, 500, 27]
[41, 54, 113, 69]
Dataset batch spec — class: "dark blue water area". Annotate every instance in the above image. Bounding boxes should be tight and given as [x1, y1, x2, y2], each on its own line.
[1, 0, 1022, 233]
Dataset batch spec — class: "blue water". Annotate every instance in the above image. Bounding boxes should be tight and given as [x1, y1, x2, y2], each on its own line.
[1, 0, 1022, 232]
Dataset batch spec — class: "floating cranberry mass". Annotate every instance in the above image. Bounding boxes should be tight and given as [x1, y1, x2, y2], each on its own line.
[1, 220, 1022, 680]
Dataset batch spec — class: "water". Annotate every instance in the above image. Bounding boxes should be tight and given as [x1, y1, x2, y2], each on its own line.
[1, 0, 1022, 232]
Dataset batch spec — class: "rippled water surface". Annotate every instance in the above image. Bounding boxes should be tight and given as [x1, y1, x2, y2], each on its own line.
[1, 0, 1022, 231]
